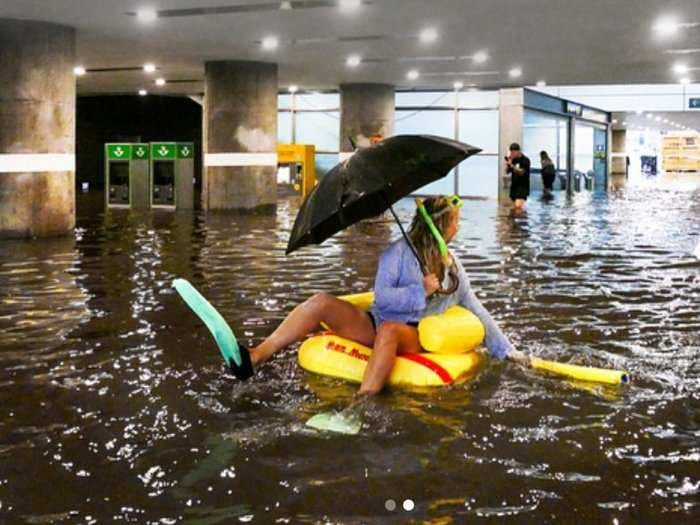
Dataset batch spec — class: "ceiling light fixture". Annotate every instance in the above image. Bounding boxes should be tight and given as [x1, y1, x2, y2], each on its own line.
[137, 7, 158, 23]
[419, 27, 439, 44]
[680, 77, 691, 85]
[472, 50, 488, 63]
[407, 69, 419, 80]
[288, 84, 298, 93]
[143, 63, 156, 73]
[646, 113, 653, 119]
[346, 54, 361, 68]
[536, 80, 546, 87]
[155, 78, 166, 86]
[280, 0, 293, 9]
[139, 89, 148, 96]
[339, 0, 361, 12]
[262, 36, 279, 51]
[73, 66, 86, 76]
[612, 119, 618, 124]
[454, 81, 464, 90]
[508, 67, 522, 78]
[673, 62, 689, 74]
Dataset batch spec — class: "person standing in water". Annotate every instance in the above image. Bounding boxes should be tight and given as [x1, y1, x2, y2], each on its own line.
[505, 143, 531, 211]
[229, 195, 529, 395]
[540, 150, 557, 199]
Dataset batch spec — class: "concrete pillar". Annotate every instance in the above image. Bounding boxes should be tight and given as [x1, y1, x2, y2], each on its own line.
[203, 61, 277, 210]
[340, 83, 395, 156]
[498, 88, 524, 202]
[610, 128, 627, 189]
[0, 20, 76, 238]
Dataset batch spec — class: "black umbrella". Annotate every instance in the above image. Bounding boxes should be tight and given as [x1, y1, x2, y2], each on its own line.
[285, 134, 481, 262]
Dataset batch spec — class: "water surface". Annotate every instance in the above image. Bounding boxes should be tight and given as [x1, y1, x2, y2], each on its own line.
[1, 186, 699, 523]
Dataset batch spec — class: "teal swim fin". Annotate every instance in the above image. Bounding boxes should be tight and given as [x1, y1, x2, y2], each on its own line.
[173, 278, 253, 379]
[306, 411, 362, 435]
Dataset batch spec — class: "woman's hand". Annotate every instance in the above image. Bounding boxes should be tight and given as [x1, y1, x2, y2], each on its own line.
[423, 273, 440, 296]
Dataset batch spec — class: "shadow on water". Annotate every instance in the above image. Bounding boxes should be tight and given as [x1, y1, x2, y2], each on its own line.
[0, 187, 699, 522]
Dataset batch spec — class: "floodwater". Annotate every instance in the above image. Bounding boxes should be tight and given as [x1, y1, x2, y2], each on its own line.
[1, 185, 699, 524]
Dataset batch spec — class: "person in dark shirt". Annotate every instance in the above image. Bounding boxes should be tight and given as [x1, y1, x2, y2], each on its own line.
[505, 142, 530, 210]
[540, 150, 557, 199]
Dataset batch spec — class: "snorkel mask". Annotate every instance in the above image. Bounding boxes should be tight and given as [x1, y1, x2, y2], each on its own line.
[415, 194, 463, 264]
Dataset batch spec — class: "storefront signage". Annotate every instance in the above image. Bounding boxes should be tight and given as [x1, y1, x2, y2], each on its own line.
[689, 98, 700, 109]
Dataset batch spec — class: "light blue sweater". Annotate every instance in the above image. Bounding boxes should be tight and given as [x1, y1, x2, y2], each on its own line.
[369, 238, 513, 359]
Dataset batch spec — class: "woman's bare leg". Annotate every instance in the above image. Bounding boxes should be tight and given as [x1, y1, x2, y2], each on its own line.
[250, 293, 375, 366]
[358, 322, 420, 395]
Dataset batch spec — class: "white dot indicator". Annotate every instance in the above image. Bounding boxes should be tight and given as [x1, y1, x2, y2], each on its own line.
[403, 499, 415, 511]
[385, 499, 396, 511]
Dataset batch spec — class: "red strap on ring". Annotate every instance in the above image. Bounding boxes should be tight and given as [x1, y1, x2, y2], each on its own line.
[400, 353, 453, 384]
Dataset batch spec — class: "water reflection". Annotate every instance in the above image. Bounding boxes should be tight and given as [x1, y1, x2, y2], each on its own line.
[0, 187, 699, 522]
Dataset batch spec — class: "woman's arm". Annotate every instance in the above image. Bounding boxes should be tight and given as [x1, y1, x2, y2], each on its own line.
[374, 242, 426, 313]
[455, 263, 513, 360]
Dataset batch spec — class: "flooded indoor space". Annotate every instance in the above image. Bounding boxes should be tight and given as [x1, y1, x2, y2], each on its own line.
[1, 1, 700, 523]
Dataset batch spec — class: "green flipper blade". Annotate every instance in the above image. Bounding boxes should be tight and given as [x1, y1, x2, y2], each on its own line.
[306, 411, 362, 435]
[173, 278, 241, 367]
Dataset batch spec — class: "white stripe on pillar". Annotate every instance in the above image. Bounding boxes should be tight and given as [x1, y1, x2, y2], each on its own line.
[204, 153, 278, 167]
[0, 154, 75, 173]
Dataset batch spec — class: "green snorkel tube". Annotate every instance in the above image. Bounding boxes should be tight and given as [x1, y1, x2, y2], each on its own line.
[414, 195, 462, 265]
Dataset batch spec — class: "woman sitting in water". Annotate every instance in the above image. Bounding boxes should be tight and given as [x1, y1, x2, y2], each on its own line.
[231, 195, 529, 394]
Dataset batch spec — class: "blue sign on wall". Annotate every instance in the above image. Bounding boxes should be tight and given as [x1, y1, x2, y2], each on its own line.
[689, 98, 700, 109]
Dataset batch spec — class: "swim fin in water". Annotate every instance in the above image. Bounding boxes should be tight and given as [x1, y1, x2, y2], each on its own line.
[173, 278, 254, 380]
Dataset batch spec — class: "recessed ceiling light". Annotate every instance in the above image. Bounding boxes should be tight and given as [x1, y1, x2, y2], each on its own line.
[280, 0, 293, 9]
[155, 78, 166, 86]
[288, 84, 298, 93]
[454, 81, 464, 90]
[339, 0, 361, 12]
[612, 119, 618, 124]
[655, 116, 662, 121]
[346, 54, 361, 68]
[536, 80, 546, 87]
[646, 113, 653, 119]
[673, 62, 689, 74]
[635, 110, 644, 115]
[137, 7, 158, 23]
[73, 66, 86, 76]
[508, 67, 522, 78]
[680, 77, 691, 85]
[622, 121, 627, 125]
[143, 63, 156, 73]
[262, 36, 279, 51]
[407, 69, 419, 80]
[654, 16, 680, 37]
[472, 50, 488, 63]
[419, 27, 439, 44]
[139, 89, 148, 96]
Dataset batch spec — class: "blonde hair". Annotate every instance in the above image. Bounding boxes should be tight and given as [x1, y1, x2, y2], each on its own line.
[408, 196, 460, 295]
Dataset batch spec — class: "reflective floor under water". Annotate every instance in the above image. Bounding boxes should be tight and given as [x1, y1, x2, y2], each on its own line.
[1, 185, 699, 523]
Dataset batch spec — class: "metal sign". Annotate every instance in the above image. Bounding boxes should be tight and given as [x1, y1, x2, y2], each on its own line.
[177, 143, 194, 159]
[106, 144, 132, 161]
[565, 102, 583, 116]
[151, 143, 177, 160]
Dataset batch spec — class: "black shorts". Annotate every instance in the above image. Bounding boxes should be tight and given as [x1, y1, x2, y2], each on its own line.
[366, 311, 418, 330]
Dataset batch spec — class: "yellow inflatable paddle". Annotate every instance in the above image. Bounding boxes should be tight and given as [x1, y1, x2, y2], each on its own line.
[529, 357, 629, 385]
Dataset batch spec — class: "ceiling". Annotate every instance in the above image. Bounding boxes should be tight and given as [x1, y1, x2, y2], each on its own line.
[2, 0, 700, 96]
[613, 111, 700, 133]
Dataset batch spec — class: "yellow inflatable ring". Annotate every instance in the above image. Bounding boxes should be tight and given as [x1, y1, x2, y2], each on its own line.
[298, 334, 483, 387]
[300, 292, 487, 387]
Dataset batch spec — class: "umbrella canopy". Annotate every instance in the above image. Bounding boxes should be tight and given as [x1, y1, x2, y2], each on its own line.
[285, 135, 481, 255]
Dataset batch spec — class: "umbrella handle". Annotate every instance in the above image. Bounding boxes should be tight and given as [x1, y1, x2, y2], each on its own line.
[386, 204, 427, 275]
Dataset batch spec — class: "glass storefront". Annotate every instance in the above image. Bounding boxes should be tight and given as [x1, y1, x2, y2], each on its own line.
[523, 109, 569, 193]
